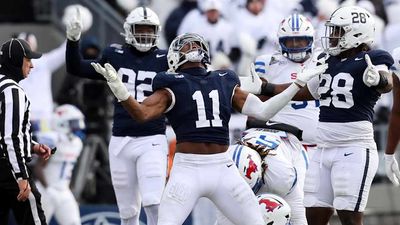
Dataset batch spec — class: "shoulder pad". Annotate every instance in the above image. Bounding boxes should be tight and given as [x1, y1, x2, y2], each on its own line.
[367, 49, 394, 68]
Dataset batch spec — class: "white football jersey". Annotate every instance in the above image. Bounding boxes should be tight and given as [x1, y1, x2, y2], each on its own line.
[178, 10, 237, 57]
[39, 132, 83, 190]
[254, 53, 319, 145]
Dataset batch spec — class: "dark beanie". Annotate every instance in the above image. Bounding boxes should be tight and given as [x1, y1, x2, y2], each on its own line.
[0, 38, 42, 82]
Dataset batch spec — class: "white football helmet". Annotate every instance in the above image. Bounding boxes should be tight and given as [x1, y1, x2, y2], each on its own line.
[322, 6, 375, 56]
[167, 33, 210, 72]
[277, 13, 314, 62]
[241, 130, 282, 159]
[230, 145, 263, 192]
[51, 104, 85, 135]
[122, 7, 161, 52]
[257, 193, 291, 225]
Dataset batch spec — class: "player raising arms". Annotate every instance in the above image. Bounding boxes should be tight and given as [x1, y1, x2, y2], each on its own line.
[92, 33, 327, 225]
[65, 6, 168, 225]
[242, 6, 394, 225]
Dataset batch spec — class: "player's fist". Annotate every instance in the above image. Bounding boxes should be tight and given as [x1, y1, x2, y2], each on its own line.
[239, 63, 262, 94]
[385, 153, 400, 186]
[91, 63, 130, 102]
[65, 7, 83, 41]
[363, 54, 380, 87]
[295, 59, 328, 87]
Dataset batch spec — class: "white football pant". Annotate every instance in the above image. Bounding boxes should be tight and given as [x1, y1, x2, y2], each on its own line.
[158, 152, 264, 225]
[109, 135, 168, 224]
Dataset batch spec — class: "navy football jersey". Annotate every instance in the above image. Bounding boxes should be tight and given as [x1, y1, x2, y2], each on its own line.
[66, 41, 168, 136]
[317, 49, 394, 123]
[153, 68, 240, 145]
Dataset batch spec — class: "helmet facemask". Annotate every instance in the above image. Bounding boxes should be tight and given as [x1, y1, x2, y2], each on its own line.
[124, 23, 159, 52]
[322, 23, 347, 56]
[167, 33, 210, 72]
[279, 36, 313, 62]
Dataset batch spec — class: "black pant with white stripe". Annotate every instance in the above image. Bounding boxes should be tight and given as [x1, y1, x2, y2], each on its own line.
[0, 159, 47, 225]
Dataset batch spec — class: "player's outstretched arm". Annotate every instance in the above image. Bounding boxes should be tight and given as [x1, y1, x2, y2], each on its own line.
[65, 7, 105, 80]
[241, 62, 322, 101]
[92, 63, 171, 122]
[233, 62, 327, 120]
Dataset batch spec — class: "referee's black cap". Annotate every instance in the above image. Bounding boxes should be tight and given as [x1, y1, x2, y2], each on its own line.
[0, 38, 42, 61]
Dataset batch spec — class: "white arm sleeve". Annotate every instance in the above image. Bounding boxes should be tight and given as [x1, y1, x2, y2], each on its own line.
[241, 83, 300, 121]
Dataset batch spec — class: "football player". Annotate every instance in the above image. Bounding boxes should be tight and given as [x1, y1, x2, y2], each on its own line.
[92, 33, 326, 225]
[385, 47, 400, 186]
[241, 6, 394, 225]
[34, 105, 85, 225]
[220, 126, 307, 225]
[65, 6, 168, 225]
[254, 12, 319, 189]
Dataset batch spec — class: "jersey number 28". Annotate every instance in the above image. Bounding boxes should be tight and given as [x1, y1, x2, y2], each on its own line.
[318, 72, 354, 109]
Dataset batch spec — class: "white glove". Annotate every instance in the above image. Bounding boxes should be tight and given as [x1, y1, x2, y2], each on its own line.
[295, 59, 328, 87]
[91, 63, 130, 101]
[66, 7, 83, 41]
[363, 54, 380, 87]
[239, 63, 262, 94]
[385, 153, 400, 186]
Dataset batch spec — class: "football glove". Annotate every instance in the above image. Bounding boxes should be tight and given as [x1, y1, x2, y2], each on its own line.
[91, 63, 130, 102]
[66, 7, 83, 41]
[295, 58, 328, 87]
[239, 63, 262, 94]
[363, 54, 380, 87]
[385, 153, 400, 186]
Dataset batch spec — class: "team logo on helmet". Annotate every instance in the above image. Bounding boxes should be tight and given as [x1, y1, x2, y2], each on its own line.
[245, 154, 259, 180]
[259, 198, 282, 212]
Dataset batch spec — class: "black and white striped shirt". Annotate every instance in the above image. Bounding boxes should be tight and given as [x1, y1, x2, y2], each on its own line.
[0, 74, 32, 179]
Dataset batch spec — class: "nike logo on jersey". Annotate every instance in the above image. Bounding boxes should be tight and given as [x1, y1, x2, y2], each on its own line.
[227, 163, 233, 168]
[115, 49, 124, 54]
[265, 121, 278, 126]
[355, 57, 363, 61]
[152, 143, 160, 146]
[218, 72, 228, 77]
[344, 152, 354, 156]
[156, 54, 166, 58]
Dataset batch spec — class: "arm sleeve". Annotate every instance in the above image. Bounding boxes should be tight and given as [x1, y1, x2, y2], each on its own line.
[41, 41, 67, 73]
[2, 87, 29, 179]
[241, 83, 300, 121]
[66, 40, 106, 80]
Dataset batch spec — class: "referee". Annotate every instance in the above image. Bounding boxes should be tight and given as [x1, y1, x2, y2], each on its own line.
[0, 38, 52, 225]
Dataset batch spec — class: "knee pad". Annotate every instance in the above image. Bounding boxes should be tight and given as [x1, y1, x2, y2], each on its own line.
[120, 207, 140, 221]
[121, 214, 140, 225]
